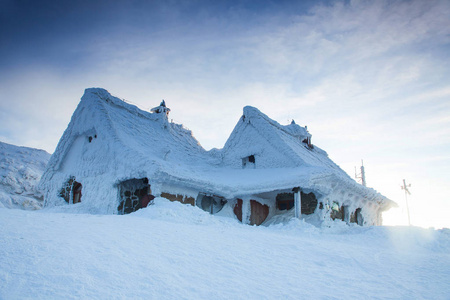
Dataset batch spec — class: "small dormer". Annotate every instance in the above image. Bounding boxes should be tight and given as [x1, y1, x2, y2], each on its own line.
[151, 100, 171, 117]
[302, 136, 312, 148]
[242, 155, 256, 169]
[302, 125, 313, 149]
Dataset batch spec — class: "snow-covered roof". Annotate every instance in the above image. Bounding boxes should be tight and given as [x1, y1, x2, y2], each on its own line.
[41, 88, 395, 212]
[222, 105, 344, 173]
[42, 88, 213, 180]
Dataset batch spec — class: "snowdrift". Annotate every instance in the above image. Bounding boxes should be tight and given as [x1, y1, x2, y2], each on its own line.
[0, 141, 50, 210]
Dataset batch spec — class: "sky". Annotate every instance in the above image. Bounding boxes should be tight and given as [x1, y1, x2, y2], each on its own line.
[1, 0, 449, 228]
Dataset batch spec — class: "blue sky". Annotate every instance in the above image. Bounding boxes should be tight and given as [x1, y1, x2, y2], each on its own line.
[1, 0, 449, 228]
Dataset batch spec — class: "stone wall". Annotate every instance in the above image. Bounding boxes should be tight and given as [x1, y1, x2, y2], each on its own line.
[161, 192, 195, 206]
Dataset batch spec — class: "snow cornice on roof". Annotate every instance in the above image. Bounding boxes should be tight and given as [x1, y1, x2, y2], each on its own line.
[84, 88, 155, 120]
[242, 106, 311, 140]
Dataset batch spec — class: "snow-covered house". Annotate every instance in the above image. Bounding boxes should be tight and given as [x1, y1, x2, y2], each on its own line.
[40, 88, 395, 226]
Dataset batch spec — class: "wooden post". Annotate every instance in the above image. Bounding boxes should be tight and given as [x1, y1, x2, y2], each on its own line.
[69, 187, 73, 205]
[293, 187, 301, 219]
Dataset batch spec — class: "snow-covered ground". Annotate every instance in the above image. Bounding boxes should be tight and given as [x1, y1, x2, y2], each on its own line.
[1, 198, 449, 300]
[0, 141, 50, 210]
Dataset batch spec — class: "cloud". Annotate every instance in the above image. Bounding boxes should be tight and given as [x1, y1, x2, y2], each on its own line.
[0, 67, 87, 152]
[2, 0, 449, 152]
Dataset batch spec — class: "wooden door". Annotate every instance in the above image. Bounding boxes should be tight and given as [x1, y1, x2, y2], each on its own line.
[73, 182, 82, 204]
[250, 200, 269, 226]
[234, 199, 243, 222]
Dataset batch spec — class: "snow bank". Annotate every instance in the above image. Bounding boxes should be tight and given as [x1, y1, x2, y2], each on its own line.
[0, 141, 50, 210]
[132, 197, 241, 226]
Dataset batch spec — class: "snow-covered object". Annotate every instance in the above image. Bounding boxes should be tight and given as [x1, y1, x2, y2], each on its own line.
[40, 88, 396, 225]
[0, 141, 50, 210]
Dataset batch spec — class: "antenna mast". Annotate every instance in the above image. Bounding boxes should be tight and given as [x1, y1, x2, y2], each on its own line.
[355, 160, 366, 187]
[401, 179, 412, 226]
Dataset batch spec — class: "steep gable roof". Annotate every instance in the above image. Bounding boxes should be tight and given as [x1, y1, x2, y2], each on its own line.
[222, 106, 348, 176]
[41, 88, 215, 184]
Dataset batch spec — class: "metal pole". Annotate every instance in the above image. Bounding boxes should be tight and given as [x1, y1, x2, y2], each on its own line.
[402, 179, 411, 226]
[355, 160, 366, 186]
[361, 160, 366, 187]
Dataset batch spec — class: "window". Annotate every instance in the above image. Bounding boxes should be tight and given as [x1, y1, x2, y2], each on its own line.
[196, 193, 226, 214]
[59, 176, 82, 204]
[330, 202, 344, 221]
[276, 193, 294, 210]
[242, 155, 256, 168]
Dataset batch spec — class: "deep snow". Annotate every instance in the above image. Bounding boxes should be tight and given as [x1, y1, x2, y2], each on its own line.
[0, 141, 50, 210]
[1, 198, 449, 300]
